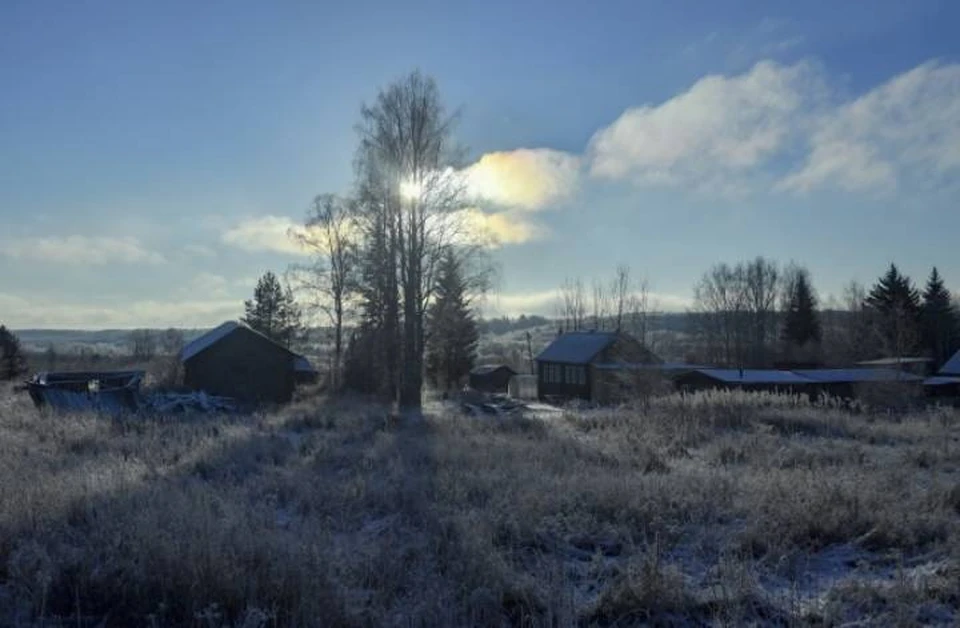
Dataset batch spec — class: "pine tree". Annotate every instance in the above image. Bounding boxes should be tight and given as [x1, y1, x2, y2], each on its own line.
[242, 271, 303, 349]
[864, 263, 922, 356]
[425, 250, 478, 391]
[781, 269, 821, 350]
[0, 325, 28, 381]
[921, 267, 959, 367]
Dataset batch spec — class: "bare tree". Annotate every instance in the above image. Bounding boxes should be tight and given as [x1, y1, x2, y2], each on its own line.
[611, 263, 631, 332]
[291, 194, 359, 391]
[822, 280, 875, 365]
[558, 277, 587, 331]
[591, 279, 610, 331]
[128, 329, 156, 362]
[692, 263, 748, 367]
[352, 70, 466, 412]
[743, 257, 779, 367]
[625, 275, 654, 348]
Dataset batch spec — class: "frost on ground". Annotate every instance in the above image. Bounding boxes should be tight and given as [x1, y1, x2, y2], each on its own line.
[0, 383, 958, 626]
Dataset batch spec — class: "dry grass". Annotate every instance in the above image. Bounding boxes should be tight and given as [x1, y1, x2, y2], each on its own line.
[0, 383, 958, 626]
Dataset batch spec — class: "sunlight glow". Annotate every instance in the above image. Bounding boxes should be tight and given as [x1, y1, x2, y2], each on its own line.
[399, 178, 422, 200]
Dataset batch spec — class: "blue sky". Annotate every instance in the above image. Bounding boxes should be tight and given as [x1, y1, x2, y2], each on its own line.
[2, 0, 959, 328]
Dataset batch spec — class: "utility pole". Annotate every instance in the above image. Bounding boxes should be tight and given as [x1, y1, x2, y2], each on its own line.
[526, 331, 535, 375]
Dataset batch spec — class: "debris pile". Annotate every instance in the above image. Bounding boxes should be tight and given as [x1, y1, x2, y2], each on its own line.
[143, 391, 238, 414]
[21, 370, 240, 416]
[25, 370, 144, 414]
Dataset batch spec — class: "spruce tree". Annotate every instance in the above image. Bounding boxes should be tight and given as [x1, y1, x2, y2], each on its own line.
[921, 267, 959, 367]
[425, 250, 478, 391]
[242, 271, 303, 349]
[864, 263, 922, 356]
[782, 269, 821, 349]
[0, 325, 28, 381]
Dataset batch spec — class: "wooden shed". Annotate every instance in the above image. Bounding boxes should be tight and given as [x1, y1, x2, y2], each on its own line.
[180, 321, 302, 405]
[535, 331, 660, 403]
[468, 364, 517, 394]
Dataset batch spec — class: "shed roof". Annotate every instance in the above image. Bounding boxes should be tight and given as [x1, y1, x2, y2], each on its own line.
[693, 369, 811, 385]
[856, 357, 932, 366]
[181, 321, 244, 361]
[294, 355, 317, 373]
[924, 376, 960, 387]
[941, 350, 960, 375]
[535, 331, 619, 365]
[794, 368, 923, 383]
[180, 320, 301, 363]
[471, 364, 517, 376]
[593, 362, 709, 373]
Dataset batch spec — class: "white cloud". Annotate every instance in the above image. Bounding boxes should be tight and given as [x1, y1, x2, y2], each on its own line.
[183, 272, 231, 299]
[587, 60, 819, 191]
[222, 215, 310, 255]
[779, 61, 960, 193]
[0, 292, 240, 329]
[1, 235, 165, 265]
[464, 148, 580, 210]
[180, 243, 217, 259]
[447, 208, 546, 248]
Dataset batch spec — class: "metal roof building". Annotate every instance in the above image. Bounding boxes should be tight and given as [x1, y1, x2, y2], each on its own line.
[794, 368, 924, 384]
[535, 331, 661, 402]
[941, 350, 960, 376]
[535, 331, 621, 365]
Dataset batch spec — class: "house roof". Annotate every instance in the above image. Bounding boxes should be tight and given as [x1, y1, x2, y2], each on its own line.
[856, 357, 933, 366]
[180, 320, 304, 364]
[535, 331, 619, 365]
[471, 364, 517, 376]
[180, 321, 244, 362]
[793, 368, 923, 383]
[941, 350, 960, 375]
[294, 356, 317, 373]
[593, 362, 709, 372]
[693, 369, 812, 385]
[924, 376, 960, 387]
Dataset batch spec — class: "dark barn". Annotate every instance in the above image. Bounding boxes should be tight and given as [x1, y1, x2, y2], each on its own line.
[536, 331, 660, 403]
[469, 364, 517, 394]
[180, 321, 303, 405]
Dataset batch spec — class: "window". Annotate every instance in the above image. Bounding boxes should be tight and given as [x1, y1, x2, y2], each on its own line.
[578, 367, 586, 385]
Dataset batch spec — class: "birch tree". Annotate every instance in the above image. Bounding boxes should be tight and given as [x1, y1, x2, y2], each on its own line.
[352, 70, 466, 412]
[292, 194, 358, 390]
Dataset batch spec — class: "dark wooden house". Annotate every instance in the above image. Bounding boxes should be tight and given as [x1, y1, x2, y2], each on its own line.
[536, 331, 660, 403]
[180, 321, 305, 405]
[469, 364, 517, 394]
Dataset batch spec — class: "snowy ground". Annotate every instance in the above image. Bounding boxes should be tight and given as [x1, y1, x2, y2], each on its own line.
[1, 388, 958, 626]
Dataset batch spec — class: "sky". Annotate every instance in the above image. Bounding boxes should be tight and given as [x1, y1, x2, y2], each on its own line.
[2, 0, 959, 329]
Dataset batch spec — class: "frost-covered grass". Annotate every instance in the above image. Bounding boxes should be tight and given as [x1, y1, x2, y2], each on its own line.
[0, 383, 959, 626]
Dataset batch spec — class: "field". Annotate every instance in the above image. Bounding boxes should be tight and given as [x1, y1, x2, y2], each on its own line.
[1, 386, 959, 627]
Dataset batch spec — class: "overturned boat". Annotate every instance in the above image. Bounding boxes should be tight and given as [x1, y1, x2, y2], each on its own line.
[25, 370, 145, 414]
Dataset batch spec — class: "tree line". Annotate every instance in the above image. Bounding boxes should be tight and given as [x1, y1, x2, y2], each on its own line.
[689, 258, 959, 369]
